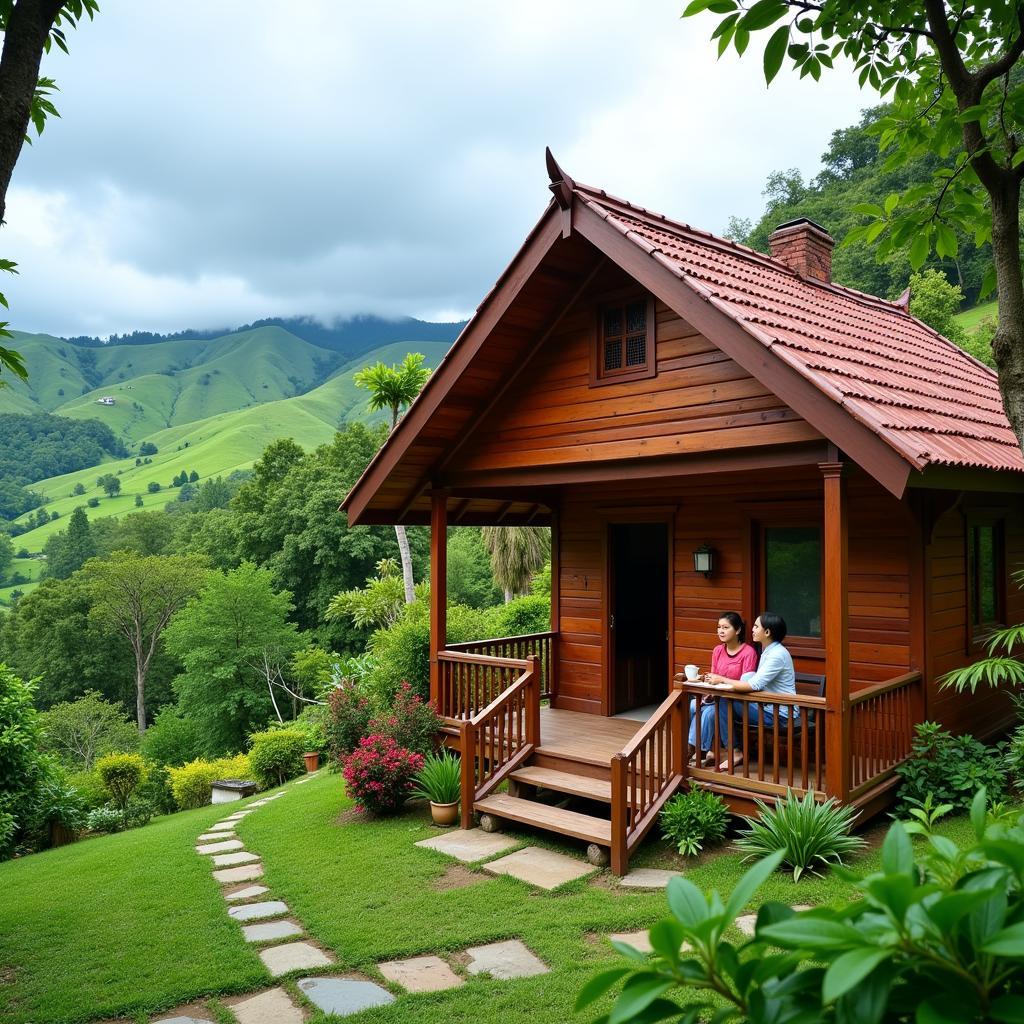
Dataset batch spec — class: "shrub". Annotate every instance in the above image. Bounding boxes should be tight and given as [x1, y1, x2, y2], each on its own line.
[140, 705, 204, 767]
[0, 665, 49, 859]
[87, 497, 99, 507]
[412, 750, 461, 804]
[1007, 723, 1024, 792]
[138, 763, 176, 816]
[342, 734, 423, 815]
[248, 729, 306, 788]
[661, 788, 730, 856]
[369, 681, 440, 756]
[167, 754, 252, 810]
[147, 481, 161, 493]
[582, 789, 1024, 1024]
[292, 703, 329, 756]
[895, 720, 1007, 816]
[327, 681, 373, 763]
[32, 771, 86, 843]
[67, 769, 109, 812]
[94, 752, 148, 810]
[734, 789, 864, 881]
[484, 593, 551, 638]
[86, 805, 127, 834]
[38, 690, 139, 770]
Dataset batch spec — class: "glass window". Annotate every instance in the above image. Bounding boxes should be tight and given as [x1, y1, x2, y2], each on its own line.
[969, 521, 1004, 628]
[598, 298, 652, 380]
[764, 526, 822, 638]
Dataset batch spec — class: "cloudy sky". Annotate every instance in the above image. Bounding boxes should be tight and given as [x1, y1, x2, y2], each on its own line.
[5, 0, 874, 338]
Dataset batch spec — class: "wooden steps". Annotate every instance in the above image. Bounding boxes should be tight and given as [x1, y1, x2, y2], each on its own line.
[473, 793, 611, 845]
[509, 766, 611, 803]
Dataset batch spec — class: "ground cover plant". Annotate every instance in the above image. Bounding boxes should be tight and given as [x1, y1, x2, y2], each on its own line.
[660, 788, 730, 856]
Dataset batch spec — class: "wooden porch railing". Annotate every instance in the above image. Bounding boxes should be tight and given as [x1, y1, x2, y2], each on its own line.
[437, 650, 534, 723]
[848, 672, 922, 797]
[445, 631, 555, 700]
[682, 685, 828, 798]
[457, 654, 541, 826]
[610, 685, 686, 875]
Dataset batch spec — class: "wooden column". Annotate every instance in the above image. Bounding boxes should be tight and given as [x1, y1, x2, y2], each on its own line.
[549, 506, 560, 706]
[820, 461, 850, 800]
[429, 490, 448, 709]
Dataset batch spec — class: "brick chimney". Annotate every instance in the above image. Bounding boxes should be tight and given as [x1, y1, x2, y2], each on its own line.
[768, 218, 834, 283]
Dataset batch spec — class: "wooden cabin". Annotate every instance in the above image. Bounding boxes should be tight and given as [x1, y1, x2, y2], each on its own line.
[343, 152, 1024, 873]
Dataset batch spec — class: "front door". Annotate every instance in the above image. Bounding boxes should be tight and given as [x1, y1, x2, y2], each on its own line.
[609, 522, 669, 714]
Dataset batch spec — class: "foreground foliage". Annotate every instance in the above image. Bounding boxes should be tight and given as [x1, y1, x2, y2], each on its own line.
[581, 789, 1024, 1023]
[660, 788, 730, 857]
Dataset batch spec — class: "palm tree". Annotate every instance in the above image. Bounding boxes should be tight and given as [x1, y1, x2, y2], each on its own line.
[481, 527, 550, 603]
[354, 353, 430, 604]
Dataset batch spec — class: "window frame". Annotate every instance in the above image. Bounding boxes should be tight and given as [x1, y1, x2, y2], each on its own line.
[590, 295, 656, 387]
[965, 512, 1007, 643]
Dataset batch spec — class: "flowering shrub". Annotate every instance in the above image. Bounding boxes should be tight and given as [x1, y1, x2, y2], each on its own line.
[342, 734, 423, 815]
[369, 681, 440, 756]
[327, 681, 373, 764]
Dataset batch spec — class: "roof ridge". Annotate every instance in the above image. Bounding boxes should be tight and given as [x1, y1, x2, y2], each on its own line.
[575, 184, 915, 319]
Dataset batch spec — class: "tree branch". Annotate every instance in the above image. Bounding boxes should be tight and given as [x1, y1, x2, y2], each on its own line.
[975, 6, 1024, 91]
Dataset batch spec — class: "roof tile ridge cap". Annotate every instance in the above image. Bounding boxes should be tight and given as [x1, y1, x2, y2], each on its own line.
[573, 185, 787, 275]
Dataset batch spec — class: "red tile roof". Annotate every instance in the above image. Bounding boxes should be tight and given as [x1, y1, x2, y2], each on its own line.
[575, 184, 1023, 476]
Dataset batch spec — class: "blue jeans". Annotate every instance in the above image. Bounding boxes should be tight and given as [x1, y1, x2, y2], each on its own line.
[687, 698, 718, 752]
[717, 700, 797, 749]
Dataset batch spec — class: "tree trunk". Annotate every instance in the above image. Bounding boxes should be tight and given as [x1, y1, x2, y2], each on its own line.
[395, 524, 415, 604]
[504, 588, 514, 604]
[990, 179, 1024, 453]
[135, 664, 147, 734]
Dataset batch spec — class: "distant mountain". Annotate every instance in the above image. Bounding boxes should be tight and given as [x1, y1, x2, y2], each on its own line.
[61, 314, 467, 358]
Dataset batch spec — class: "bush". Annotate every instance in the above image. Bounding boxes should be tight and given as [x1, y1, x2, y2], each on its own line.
[292, 703, 329, 756]
[86, 805, 127, 834]
[140, 705, 204, 767]
[661, 788, 730, 856]
[735, 789, 863, 881]
[0, 665, 49, 859]
[369, 681, 440, 756]
[33, 772, 86, 842]
[167, 754, 252, 810]
[1006, 722, 1024, 791]
[147, 481, 161, 493]
[895, 720, 1007, 816]
[484, 593, 551, 637]
[94, 752, 148, 810]
[87, 497, 99, 508]
[67, 769, 109, 812]
[138, 763, 176, 816]
[411, 750, 461, 804]
[248, 729, 306, 788]
[327, 681, 373, 763]
[342, 734, 423, 815]
[38, 690, 139, 770]
[582, 789, 1024, 1024]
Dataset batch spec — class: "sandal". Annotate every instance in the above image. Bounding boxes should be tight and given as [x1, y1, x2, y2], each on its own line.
[718, 752, 743, 771]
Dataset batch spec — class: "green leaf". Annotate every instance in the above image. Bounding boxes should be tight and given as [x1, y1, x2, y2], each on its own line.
[609, 973, 676, 1024]
[823, 947, 888, 1003]
[934, 224, 958, 259]
[759, 917, 863, 949]
[909, 232, 929, 270]
[610, 939, 650, 963]
[884, 193, 899, 216]
[981, 921, 1024, 956]
[575, 967, 631, 1010]
[971, 787, 987, 840]
[880, 822, 913, 875]
[957, 104, 987, 124]
[739, 0, 786, 31]
[990, 995, 1024, 1022]
[648, 919, 686, 965]
[852, 202, 885, 218]
[763, 24, 789, 85]
[667, 876, 708, 928]
[724, 850, 785, 923]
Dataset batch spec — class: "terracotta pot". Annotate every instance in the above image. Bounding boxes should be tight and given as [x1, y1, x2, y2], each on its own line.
[303, 751, 320, 773]
[430, 800, 459, 827]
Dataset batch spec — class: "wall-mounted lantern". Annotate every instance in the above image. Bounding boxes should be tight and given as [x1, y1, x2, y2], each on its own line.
[692, 542, 715, 579]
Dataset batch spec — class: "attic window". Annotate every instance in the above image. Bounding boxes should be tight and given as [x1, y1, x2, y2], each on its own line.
[592, 297, 656, 386]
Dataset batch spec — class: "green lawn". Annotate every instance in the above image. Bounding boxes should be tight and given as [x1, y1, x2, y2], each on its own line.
[0, 772, 988, 1024]
[955, 299, 997, 332]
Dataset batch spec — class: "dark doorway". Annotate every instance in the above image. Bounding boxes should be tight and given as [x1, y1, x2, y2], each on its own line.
[609, 522, 669, 714]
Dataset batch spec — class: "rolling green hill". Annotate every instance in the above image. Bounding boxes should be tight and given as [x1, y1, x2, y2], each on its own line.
[5, 339, 452, 558]
[954, 300, 997, 332]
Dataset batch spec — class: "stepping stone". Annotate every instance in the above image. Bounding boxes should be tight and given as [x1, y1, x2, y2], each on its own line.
[619, 869, 682, 889]
[608, 930, 653, 954]
[379, 954, 464, 992]
[224, 884, 269, 902]
[297, 976, 395, 1015]
[464, 939, 548, 980]
[213, 851, 260, 867]
[260, 941, 333, 976]
[197, 831, 234, 842]
[229, 900, 289, 922]
[735, 904, 812, 937]
[196, 839, 244, 855]
[213, 863, 264, 884]
[208, 822, 238, 832]
[242, 919, 304, 943]
[483, 847, 595, 890]
[416, 828, 519, 862]
[229, 987, 304, 1024]
[152, 1017, 211, 1023]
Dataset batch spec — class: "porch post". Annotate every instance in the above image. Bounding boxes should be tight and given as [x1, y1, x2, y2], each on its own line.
[820, 460, 850, 800]
[429, 490, 448, 709]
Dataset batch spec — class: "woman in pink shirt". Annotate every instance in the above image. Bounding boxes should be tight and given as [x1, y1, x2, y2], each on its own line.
[688, 612, 758, 765]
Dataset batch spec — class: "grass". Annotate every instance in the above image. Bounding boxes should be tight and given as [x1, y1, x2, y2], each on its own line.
[0, 770, 993, 1024]
[954, 298, 997, 332]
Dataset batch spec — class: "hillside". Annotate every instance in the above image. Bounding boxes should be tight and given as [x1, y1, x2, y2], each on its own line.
[2, 339, 452, 566]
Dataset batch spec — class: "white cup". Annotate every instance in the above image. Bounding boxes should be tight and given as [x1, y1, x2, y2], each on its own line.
[684, 664, 700, 681]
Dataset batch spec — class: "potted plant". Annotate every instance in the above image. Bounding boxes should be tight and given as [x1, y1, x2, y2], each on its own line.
[303, 751, 320, 773]
[412, 750, 462, 826]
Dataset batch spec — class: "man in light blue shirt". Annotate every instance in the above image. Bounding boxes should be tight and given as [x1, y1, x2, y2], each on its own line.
[705, 612, 797, 770]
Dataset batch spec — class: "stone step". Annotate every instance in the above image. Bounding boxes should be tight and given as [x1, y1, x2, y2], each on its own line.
[473, 793, 610, 845]
[509, 766, 611, 803]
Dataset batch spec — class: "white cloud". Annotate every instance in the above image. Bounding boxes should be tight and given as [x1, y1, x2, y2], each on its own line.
[3, 0, 876, 336]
